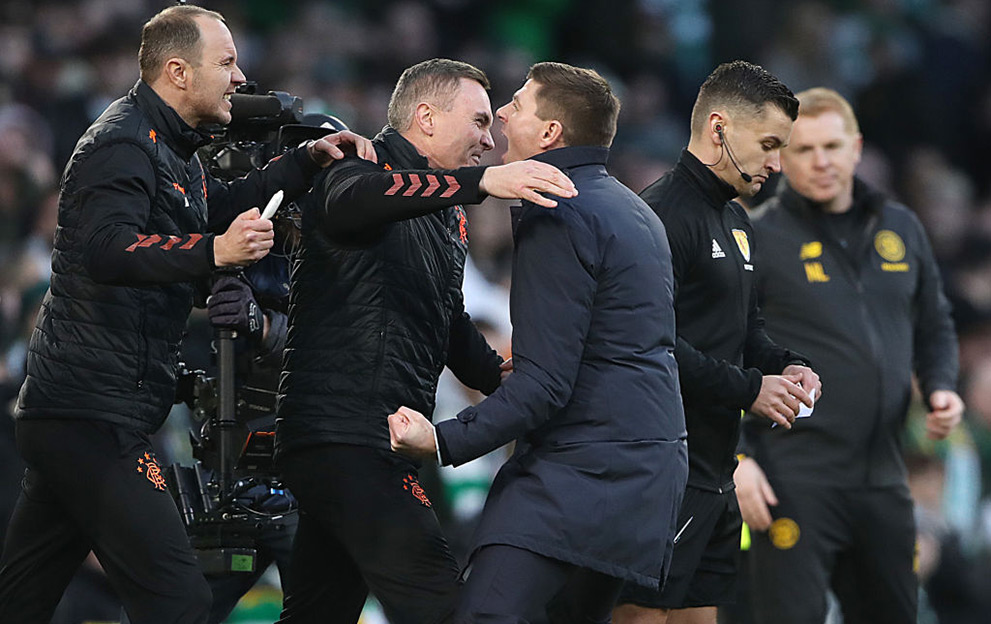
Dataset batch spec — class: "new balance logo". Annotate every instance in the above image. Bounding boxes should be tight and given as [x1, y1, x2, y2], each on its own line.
[711, 239, 725, 259]
[385, 173, 460, 198]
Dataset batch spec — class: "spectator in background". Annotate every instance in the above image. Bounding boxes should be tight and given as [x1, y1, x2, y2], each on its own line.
[735, 87, 963, 624]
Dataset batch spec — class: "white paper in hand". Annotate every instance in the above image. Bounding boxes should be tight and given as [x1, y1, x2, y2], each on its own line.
[797, 387, 816, 419]
[260, 189, 284, 220]
[772, 387, 815, 428]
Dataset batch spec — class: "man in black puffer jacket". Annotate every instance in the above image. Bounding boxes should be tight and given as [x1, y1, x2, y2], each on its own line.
[0, 6, 371, 624]
[275, 59, 576, 624]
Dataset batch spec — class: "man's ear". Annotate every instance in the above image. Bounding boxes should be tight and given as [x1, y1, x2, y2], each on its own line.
[412, 102, 435, 137]
[540, 120, 564, 149]
[163, 57, 189, 90]
[710, 111, 727, 145]
[852, 133, 864, 166]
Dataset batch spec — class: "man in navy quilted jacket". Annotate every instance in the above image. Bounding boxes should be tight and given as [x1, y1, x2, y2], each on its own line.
[390, 62, 689, 623]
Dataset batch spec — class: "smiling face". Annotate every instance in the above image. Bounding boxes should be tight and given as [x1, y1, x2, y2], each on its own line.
[422, 77, 495, 169]
[184, 16, 245, 127]
[495, 79, 550, 164]
[781, 110, 863, 213]
[717, 105, 794, 198]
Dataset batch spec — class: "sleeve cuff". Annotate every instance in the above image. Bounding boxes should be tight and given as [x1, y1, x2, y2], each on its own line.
[294, 144, 323, 179]
[204, 233, 218, 270]
[782, 355, 812, 372]
[743, 367, 763, 411]
[457, 166, 487, 203]
[433, 425, 442, 465]
[434, 422, 454, 466]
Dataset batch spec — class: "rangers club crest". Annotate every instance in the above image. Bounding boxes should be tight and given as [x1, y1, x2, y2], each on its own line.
[136, 451, 167, 491]
[403, 474, 432, 507]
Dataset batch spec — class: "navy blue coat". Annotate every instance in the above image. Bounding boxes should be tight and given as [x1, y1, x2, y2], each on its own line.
[436, 146, 688, 588]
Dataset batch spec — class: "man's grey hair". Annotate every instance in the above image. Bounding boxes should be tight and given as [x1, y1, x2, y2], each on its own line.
[387, 59, 490, 132]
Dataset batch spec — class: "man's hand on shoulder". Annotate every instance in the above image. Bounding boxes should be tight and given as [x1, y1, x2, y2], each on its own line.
[388, 406, 437, 461]
[479, 160, 577, 208]
[307, 131, 377, 167]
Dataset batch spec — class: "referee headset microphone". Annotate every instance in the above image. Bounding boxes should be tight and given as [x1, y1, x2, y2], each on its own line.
[715, 124, 753, 183]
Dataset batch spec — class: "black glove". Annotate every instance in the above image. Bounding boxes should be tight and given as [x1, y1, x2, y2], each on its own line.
[208, 275, 264, 341]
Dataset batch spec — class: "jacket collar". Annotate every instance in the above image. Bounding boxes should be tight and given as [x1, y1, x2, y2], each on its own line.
[676, 148, 739, 209]
[132, 80, 212, 161]
[529, 145, 609, 170]
[510, 147, 608, 236]
[777, 176, 885, 220]
[375, 125, 430, 169]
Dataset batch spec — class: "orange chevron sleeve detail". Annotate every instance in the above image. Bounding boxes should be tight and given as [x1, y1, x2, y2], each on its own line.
[440, 175, 460, 198]
[423, 175, 440, 197]
[403, 174, 423, 196]
[385, 173, 404, 196]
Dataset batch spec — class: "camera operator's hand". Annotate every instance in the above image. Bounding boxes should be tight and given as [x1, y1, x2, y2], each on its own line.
[207, 276, 265, 341]
[307, 131, 378, 167]
[214, 208, 274, 267]
[479, 161, 577, 208]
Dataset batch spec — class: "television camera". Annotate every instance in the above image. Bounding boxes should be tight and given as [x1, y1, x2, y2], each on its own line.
[166, 82, 346, 576]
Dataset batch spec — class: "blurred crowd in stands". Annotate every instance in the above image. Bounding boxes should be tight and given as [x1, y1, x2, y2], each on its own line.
[0, 0, 989, 622]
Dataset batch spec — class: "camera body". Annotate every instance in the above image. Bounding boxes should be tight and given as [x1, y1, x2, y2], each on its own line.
[169, 363, 291, 575]
[168, 83, 347, 575]
[200, 81, 348, 181]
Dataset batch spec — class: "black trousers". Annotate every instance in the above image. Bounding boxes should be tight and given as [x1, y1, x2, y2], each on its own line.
[748, 481, 917, 624]
[455, 544, 624, 624]
[0, 419, 211, 624]
[276, 444, 460, 624]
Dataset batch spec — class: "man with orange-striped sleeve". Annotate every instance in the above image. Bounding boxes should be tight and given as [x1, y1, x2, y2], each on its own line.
[0, 6, 373, 623]
[274, 58, 576, 624]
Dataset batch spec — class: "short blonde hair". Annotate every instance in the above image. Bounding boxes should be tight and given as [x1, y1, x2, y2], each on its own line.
[795, 87, 860, 135]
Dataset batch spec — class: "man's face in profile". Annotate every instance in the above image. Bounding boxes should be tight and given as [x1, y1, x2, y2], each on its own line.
[426, 77, 495, 169]
[496, 80, 547, 164]
[186, 16, 245, 127]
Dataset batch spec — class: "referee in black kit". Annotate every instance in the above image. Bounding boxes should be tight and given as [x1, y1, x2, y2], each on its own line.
[613, 61, 821, 624]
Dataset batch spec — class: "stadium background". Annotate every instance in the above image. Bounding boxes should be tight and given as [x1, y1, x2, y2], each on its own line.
[0, 0, 989, 622]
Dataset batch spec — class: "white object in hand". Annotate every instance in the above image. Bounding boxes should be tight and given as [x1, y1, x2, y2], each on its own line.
[771, 387, 815, 428]
[797, 387, 816, 419]
[260, 189, 284, 220]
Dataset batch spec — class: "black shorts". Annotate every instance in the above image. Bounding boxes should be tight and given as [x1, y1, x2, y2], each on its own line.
[618, 486, 741, 609]
[748, 481, 916, 624]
